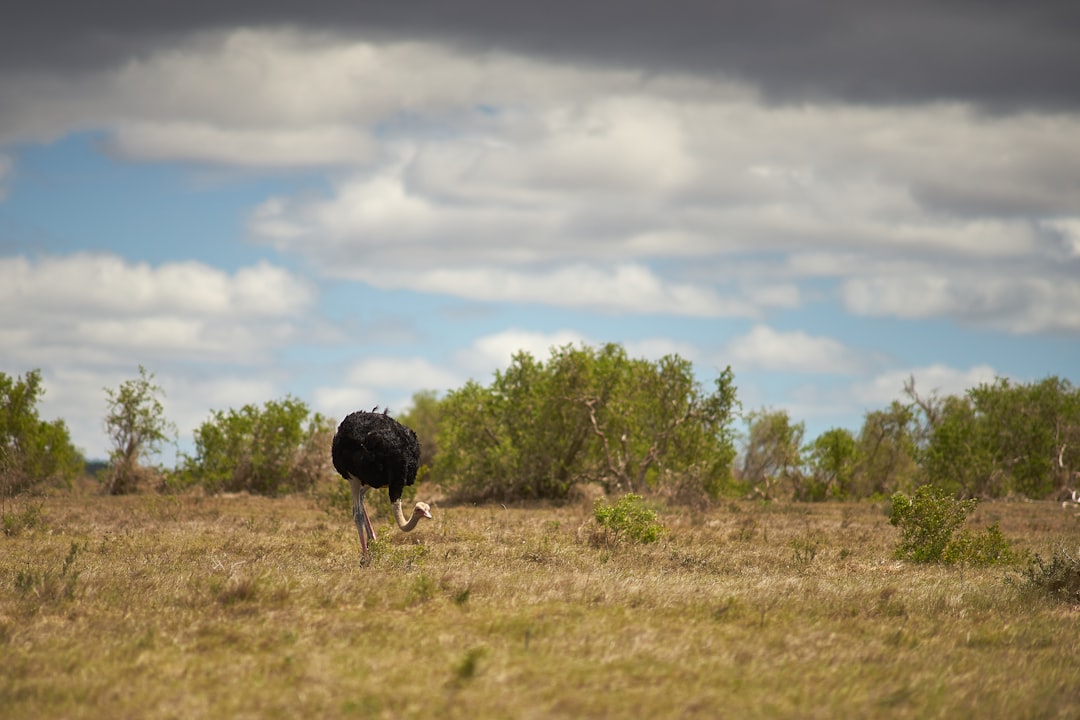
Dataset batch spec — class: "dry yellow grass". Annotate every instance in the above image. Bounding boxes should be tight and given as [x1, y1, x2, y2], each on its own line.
[2, 489, 1079, 719]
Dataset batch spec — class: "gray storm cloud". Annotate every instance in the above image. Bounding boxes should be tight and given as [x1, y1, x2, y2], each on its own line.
[2, 1, 1078, 110]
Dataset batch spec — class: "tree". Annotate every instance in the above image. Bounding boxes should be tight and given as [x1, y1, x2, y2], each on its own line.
[435, 349, 595, 500]
[968, 376, 1080, 498]
[180, 396, 331, 496]
[102, 366, 176, 494]
[911, 376, 1079, 499]
[805, 427, 859, 500]
[397, 389, 443, 471]
[739, 408, 805, 500]
[852, 401, 918, 498]
[0, 369, 83, 496]
[584, 352, 738, 499]
[918, 394, 998, 497]
[435, 343, 739, 502]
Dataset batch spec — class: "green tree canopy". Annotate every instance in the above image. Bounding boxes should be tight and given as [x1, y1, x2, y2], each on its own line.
[1, 369, 82, 495]
[853, 401, 918, 498]
[434, 343, 739, 502]
[102, 366, 177, 494]
[915, 376, 1080, 498]
[180, 396, 332, 496]
[397, 390, 443, 471]
[739, 408, 805, 500]
[805, 427, 859, 501]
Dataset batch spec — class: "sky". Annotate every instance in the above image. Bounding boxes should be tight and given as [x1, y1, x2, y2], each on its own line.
[2, 1, 1079, 463]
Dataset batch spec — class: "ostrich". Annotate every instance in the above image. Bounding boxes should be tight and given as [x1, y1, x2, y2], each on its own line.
[331, 409, 432, 557]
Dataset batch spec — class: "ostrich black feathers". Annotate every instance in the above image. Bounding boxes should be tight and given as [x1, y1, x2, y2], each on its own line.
[331, 410, 421, 503]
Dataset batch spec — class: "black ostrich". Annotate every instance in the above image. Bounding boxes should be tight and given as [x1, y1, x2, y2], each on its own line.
[331, 409, 432, 556]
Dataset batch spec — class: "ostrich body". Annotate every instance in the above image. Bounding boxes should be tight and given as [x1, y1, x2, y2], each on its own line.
[331, 410, 432, 556]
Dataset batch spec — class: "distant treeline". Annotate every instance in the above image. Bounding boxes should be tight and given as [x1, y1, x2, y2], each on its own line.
[3, 346, 1078, 502]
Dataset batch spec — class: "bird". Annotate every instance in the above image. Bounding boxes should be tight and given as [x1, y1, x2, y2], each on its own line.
[331, 409, 432, 557]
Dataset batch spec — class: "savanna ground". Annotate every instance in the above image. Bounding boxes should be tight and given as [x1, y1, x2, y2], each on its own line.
[2, 483, 1079, 719]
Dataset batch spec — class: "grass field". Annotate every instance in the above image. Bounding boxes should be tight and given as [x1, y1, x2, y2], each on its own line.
[2, 486, 1079, 719]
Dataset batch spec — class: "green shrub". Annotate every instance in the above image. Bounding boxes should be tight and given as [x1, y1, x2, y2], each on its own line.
[943, 523, 1015, 565]
[1017, 547, 1080, 604]
[889, 485, 1014, 565]
[180, 397, 334, 496]
[593, 494, 665, 545]
[435, 343, 739, 502]
[1, 369, 83, 496]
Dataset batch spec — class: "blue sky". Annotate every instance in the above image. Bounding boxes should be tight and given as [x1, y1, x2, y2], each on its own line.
[2, 4, 1079, 463]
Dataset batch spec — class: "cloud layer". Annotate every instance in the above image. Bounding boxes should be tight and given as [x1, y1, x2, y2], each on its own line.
[3, 2, 1079, 110]
[3, 19, 1077, 459]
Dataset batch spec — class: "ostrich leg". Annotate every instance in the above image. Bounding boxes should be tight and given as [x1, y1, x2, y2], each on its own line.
[349, 480, 377, 555]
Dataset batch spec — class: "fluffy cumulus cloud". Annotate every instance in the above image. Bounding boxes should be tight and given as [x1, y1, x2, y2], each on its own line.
[225, 35, 1076, 329]
[313, 356, 464, 422]
[725, 325, 871, 375]
[0, 29, 1077, 329]
[842, 272, 1080, 334]
[456, 328, 589, 376]
[0, 253, 315, 368]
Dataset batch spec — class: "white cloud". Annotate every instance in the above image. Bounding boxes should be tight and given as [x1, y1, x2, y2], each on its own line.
[725, 325, 868, 375]
[366, 264, 764, 318]
[843, 272, 1080, 333]
[3, 29, 1079, 330]
[1, 20, 1077, 461]
[342, 357, 462, 392]
[850, 364, 999, 407]
[0, 253, 315, 368]
[3, 23, 1075, 468]
[107, 122, 377, 168]
[312, 356, 467, 424]
[455, 328, 591, 378]
[2, 253, 320, 459]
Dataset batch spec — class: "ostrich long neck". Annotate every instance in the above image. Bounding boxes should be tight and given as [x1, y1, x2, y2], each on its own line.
[392, 500, 423, 532]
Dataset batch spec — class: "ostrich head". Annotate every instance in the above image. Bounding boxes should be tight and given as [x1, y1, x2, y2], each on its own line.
[413, 501, 433, 520]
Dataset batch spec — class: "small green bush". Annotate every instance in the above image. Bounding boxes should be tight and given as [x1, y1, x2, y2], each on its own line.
[179, 397, 334, 496]
[593, 494, 665, 545]
[943, 523, 1015, 565]
[889, 485, 1014, 565]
